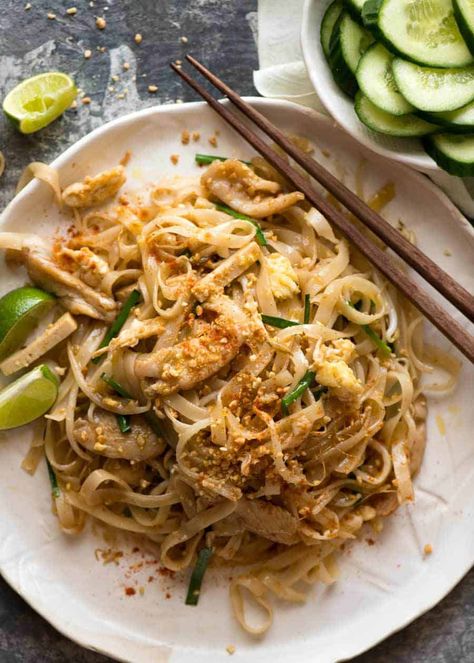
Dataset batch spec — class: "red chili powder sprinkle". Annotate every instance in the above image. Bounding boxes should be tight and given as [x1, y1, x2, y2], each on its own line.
[125, 587, 136, 596]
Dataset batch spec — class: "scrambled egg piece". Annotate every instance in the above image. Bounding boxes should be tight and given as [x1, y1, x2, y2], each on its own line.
[313, 339, 362, 400]
[266, 253, 300, 300]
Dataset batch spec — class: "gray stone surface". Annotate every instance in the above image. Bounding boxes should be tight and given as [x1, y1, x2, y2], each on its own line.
[0, 1, 472, 661]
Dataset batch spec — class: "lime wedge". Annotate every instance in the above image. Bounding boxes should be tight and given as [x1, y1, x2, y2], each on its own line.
[0, 287, 56, 361]
[0, 364, 58, 430]
[3, 72, 77, 134]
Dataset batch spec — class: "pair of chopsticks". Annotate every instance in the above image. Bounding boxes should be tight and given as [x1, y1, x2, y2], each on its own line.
[171, 56, 474, 363]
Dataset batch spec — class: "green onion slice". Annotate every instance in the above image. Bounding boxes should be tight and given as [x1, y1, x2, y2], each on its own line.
[185, 547, 213, 606]
[304, 294, 311, 324]
[195, 154, 251, 166]
[46, 457, 60, 499]
[215, 203, 267, 247]
[93, 289, 141, 364]
[101, 373, 133, 399]
[347, 301, 392, 356]
[117, 414, 131, 434]
[101, 373, 169, 442]
[281, 371, 315, 416]
[261, 314, 299, 329]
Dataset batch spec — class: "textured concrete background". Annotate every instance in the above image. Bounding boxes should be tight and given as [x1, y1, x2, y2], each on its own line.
[0, 1, 472, 661]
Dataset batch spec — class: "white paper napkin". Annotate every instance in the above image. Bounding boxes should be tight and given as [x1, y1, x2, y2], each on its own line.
[254, 0, 474, 218]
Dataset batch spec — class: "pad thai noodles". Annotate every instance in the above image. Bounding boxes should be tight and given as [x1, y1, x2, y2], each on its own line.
[0, 153, 457, 634]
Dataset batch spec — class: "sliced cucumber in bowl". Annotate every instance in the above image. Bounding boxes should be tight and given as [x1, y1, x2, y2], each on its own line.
[363, 0, 473, 68]
[321, 1, 344, 59]
[419, 99, 474, 133]
[328, 12, 374, 97]
[393, 59, 474, 112]
[423, 133, 474, 175]
[343, 0, 366, 20]
[454, 0, 474, 54]
[355, 91, 438, 136]
[356, 43, 415, 115]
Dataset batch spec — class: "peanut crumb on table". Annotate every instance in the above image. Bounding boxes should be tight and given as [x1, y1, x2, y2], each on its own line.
[134, 33, 143, 44]
[192, 131, 200, 142]
[66, 7, 77, 15]
[170, 154, 180, 165]
[226, 645, 236, 655]
[181, 130, 190, 145]
[84, 49, 92, 59]
[424, 543, 433, 555]
[443, 249, 452, 256]
[148, 85, 158, 93]
[96, 16, 106, 29]
[47, 12, 56, 19]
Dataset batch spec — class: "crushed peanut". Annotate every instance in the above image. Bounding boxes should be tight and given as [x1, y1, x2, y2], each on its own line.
[96, 16, 106, 29]
[134, 33, 142, 44]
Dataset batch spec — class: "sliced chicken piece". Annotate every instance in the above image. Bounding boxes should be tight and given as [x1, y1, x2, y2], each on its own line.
[0, 312, 77, 376]
[201, 159, 304, 219]
[26, 248, 117, 321]
[74, 409, 162, 461]
[235, 499, 299, 545]
[192, 241, 261, 302]
[106, 318, 164, 353]
[59, 246, 110, 288]
[135, 295, 252, 396]
[62, 166, 126, 208]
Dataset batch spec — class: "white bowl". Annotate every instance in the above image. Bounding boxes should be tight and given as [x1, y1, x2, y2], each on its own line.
[301, 0, 439, 173]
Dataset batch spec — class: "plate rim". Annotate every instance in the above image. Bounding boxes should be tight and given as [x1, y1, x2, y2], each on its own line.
[0, 96, 473, 663]
[300, 0, 442, 174]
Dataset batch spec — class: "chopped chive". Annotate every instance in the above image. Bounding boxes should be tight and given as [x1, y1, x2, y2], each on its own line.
[46, 457, 60, 499]
[281, 371, 316, 416]
[362, 325, 393, 356]
[101, 373, 169, 443]
[93, 289, 141, 364]
[185, 547, 213, 606]
[195, 154, 251, 166]
[261, 314, 299, 329]
[101, 373, 133, 399]
[304, 294, 311, 324]
[347, 301, 392, 356]
[215, 203, 267, 246]
[117, 414, 132, 433]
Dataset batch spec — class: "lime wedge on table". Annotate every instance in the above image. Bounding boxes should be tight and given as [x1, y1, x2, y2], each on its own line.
[0, 364, 58, 431]
[3, 72, 77, 134]
[0, 286, 55, 361]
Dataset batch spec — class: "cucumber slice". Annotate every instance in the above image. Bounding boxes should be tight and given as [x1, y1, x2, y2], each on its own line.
[423, 133, 474, 175]
[356, 43, 415, 115]
[454, 0, 474, 54]
[393, 59, 474, 111]
[328, 12, 375, 96]
[321, 1, 344, 59]
[367, 0, 473, 68]
[344, 0, 366, 20]
[419, 99, 474, 133]
[355, 91, 438, 135]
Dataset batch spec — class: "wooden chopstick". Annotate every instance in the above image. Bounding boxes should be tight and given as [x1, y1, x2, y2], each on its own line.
[185, 55, 474, 324]
[170, 62, 474, 363]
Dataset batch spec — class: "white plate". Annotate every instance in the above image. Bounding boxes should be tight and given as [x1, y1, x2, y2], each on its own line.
[0, 98, 473, 663]
[301, 0, 439, 173]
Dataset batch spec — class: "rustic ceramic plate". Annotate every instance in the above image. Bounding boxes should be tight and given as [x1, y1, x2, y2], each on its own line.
[300, 0, 439, 173]
[0, 99, 473, 663]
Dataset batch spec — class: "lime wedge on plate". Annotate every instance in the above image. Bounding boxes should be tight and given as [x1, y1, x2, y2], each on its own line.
[0, 287, 55, 361]
[0, 364, 58, 430]
[3, 72, 77, 134]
